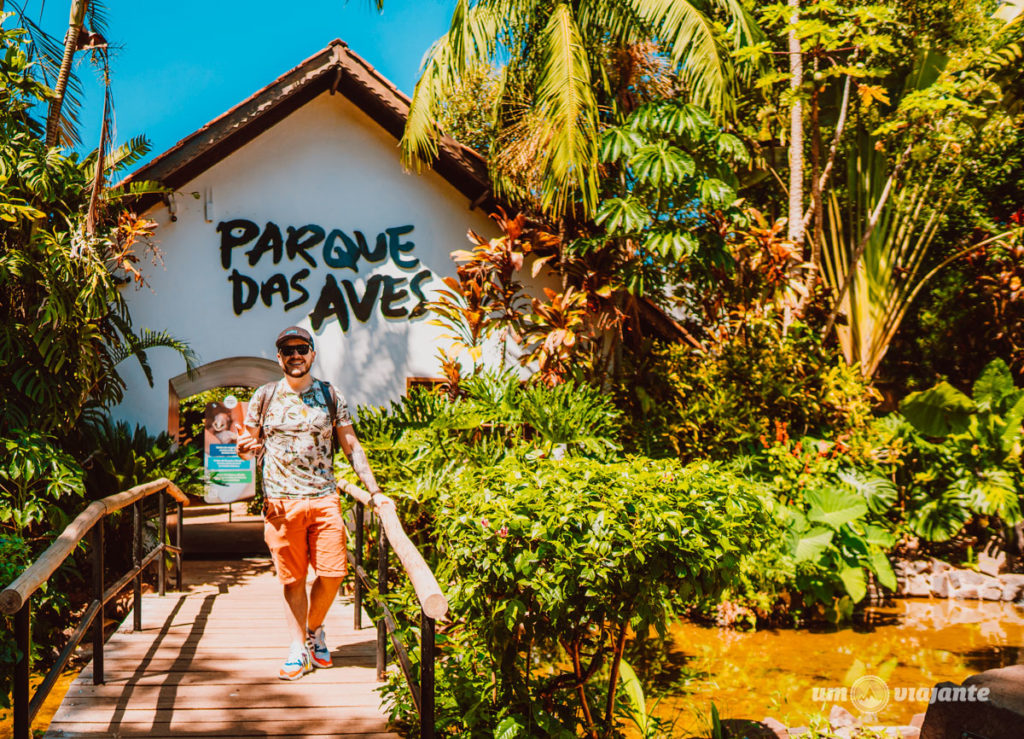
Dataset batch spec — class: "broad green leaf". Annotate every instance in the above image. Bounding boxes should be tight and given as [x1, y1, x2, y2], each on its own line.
[900, 382, 976, 437]
[495, 716, 524, 739]
[599, 128, 645, 162]
[794, 527, 834, 561]
[912, 496, 971, 542]
[698, 178, 736, 207]
[1000, 393, 1024, 452]
[806, 487, 869, 530]
[869, 547, 897, 590]
[618, 659, 649, 735]
[839, 566, 867, 603]
[595, 197, 648, 233]
[838, 469, 897, 514]
[643, 230, 699, 261]
[973, 359, 1015, 411]
[964, 469, 1021, 522]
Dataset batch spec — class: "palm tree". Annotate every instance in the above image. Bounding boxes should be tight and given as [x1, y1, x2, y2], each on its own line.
[402, 0, 758, 218]
[4, 0, 109, 148]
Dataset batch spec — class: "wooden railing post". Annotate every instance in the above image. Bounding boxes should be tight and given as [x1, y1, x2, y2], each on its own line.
[13, 603, 30, 739]
[91, 520, 105, 685]
[376, 520, 389, 681]
[158, 491, 167, 597]
[354, 500, 364, 631]
[421, 612, 435, 739]
[175, 500, 184, 591]
[132, 501, 142, 631]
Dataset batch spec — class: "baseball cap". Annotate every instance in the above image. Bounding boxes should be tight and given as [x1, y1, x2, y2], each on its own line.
[275, 326, 314, 349]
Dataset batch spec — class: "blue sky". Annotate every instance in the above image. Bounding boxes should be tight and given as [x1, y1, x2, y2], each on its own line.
[16, 1, 457, 166]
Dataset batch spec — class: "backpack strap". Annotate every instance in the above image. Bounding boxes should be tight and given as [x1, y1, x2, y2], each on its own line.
[254, 380, 277, 470]
[318, 379, 339, 455]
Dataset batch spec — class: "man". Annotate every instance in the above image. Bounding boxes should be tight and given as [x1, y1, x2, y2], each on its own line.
[237, 326, 391, 680]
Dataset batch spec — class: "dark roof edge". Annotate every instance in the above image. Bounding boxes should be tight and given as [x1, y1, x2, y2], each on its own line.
[126, 39, 496, 212]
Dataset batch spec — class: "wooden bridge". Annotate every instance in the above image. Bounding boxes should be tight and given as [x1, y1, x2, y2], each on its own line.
[3, 480, 447, 739]
[47, 563, 396, 738]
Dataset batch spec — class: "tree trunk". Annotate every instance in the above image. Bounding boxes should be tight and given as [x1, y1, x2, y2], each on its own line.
[808, 55, 824, 294]
[787, 0, 804, 248]
[45, 0, 89, 148]
[85, 76, 110, 238]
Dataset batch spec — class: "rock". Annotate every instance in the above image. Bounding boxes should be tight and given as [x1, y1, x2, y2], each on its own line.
[999, 573, 1024, 587]
[910, 712, 926, 729]
[786, 727, 809, 738]
[952, 585, 978, 600]
[920, 664, 1024, 739]
[1001, 582, 1021, 601]
[931, 558, 951, 575]
[957, 569, 990, 588]
[907, 574, 932, 597]
[912, 560, 930, 575]
[930, 572, 950, 598]
[978, 543, 1007, 577]
[760, 716, 789, 739]
[829, 704, 858, 730]
[982, 585, 1005, 600]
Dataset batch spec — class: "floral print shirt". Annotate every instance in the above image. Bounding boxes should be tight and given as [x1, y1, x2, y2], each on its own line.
[245, 378, 351, 499]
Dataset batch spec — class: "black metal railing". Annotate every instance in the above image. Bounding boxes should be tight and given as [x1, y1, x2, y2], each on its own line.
[341, 481, 447, 739]
[0, 478, 188, 739]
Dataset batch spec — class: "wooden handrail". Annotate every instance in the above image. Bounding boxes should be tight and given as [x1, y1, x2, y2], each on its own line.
[339, 481, 448, 620]
[0, 478, 188, 615]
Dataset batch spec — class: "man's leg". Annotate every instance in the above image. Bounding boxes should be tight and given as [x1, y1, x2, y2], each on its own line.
[282, 579, 310, 643]
[265, 499, 315, 679]
[307, 575, 344, 630]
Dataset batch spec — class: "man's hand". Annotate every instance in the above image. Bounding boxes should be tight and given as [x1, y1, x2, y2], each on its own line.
[236, 428, 262, 459]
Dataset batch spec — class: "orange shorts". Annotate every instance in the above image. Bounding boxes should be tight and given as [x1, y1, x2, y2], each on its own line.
[263, 496, 348, 584]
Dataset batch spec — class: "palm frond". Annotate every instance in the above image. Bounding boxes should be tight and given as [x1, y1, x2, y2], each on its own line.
[18, 13, 85, 147]
[534, 4, 599, 216]
[627, 0, 733, 113]
[401, 0, 505, 168]
[102, 178, 169, 203]
[108, 329, 200, 388]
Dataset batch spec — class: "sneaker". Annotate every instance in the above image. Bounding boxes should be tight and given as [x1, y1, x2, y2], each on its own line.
[306, 625, 332, 669]
[279, 642, 312, 680]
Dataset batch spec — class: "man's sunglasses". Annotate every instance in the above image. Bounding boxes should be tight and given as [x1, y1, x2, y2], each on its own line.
[279, 345, 311, 357]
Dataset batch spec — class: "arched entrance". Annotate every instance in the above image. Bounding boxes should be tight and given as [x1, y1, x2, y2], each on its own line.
[167, 356, 281, 440]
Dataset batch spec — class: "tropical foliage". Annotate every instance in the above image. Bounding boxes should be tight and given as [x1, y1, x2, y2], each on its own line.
[0, 15, 197, 707]
[354, 378, 779, 737]
[403, 0, 758, 217]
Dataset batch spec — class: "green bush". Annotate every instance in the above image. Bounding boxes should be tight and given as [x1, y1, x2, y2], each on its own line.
[617, 319, 875, 460]
[0, 433, 83, 709]
[378, 455, 780, 737]
[878, 358, 1024, 544]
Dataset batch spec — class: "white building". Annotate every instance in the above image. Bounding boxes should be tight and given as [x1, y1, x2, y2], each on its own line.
[115, 40, 503, 436]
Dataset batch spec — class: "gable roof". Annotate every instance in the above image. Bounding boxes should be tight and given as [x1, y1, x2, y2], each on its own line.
[126, 39, 494, 211]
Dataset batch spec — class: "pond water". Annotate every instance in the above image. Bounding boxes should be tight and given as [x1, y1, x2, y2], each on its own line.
[648, 599, 1024, 734]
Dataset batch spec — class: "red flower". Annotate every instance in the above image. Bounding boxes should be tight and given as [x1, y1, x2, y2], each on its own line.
[497, 525, 509, 538]
[481, 518, 491, 528]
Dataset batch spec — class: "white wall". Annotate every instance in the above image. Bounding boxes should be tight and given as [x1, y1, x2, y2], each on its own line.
[115, 91, 499, 431]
